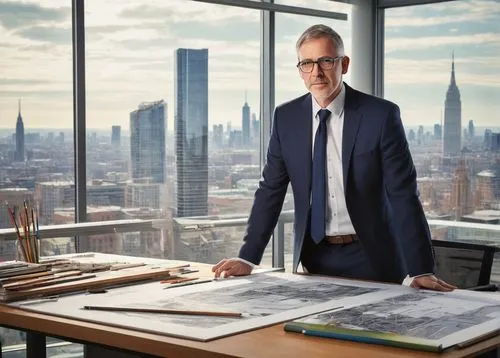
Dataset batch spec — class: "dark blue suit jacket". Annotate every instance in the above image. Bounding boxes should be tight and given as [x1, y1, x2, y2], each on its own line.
[239, 83, 435, 283]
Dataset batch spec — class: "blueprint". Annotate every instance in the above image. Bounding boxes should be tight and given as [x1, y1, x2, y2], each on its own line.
[289, 289, 500, 349]
[12, 270, 500, 345]
[12, 272, 390, 341]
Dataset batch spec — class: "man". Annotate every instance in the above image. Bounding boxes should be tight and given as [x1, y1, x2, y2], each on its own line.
[213, 24, 454, 291]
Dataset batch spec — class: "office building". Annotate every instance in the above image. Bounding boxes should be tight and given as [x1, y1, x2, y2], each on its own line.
[175, 48, 208, 217]
[112, 125, 121, 147]
[15, 100, 25, 162]
[451, 159, 473, 220]
[130, 100, 166, 184]
[443, 54, 462, 156]
[242, 95, 250, 147]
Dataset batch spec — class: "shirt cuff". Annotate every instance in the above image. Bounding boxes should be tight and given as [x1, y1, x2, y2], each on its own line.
[402, 273, 433, 287]
[233, 257, 257, 269]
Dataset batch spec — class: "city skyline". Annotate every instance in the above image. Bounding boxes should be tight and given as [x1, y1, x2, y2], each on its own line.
[0, 0, 498, 130]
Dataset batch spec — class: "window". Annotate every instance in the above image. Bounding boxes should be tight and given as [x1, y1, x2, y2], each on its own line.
[385, 0, 500, 221]
[384, 0, 500, 281]
[84, 0, 261, 263]
[0, 0, 73, 258]
[0, 0, 73, 349]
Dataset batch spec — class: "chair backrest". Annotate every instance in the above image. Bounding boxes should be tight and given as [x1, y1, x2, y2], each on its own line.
[432, 239, 497, 289]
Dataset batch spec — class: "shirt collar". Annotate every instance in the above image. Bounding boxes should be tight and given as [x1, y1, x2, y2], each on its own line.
[312, 82, 345, 119]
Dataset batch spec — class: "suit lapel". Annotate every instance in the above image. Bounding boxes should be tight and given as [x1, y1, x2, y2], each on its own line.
[342, 84, 362, 190]
[297, 94, 313, 196]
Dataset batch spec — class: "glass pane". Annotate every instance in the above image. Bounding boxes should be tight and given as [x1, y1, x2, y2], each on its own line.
[385, 0, 500, 278]
[84, 1, 261, 263]
[385, 0, 500, 218]
[0, 0, 73, 263]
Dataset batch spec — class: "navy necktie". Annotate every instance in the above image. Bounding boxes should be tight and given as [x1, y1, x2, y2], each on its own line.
[311, 108, 331, 244]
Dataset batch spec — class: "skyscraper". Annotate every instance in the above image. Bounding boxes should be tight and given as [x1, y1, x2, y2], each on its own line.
[443, 53, 462, 156]
[433, 123, 442, 140]
[251, 113, 260, 147]
[451, 159, 473, 220]
[15, 100, 24, 162]
[111, 125, 121, 147]
[129, 100, 166, 184]
[242, 93, 250, 147]
[468, 120, 475, 139]
[175, 48, 208, 217]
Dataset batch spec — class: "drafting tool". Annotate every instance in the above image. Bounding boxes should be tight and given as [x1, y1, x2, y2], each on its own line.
[82, 305, 242, 318]
[163, 279, 214, 289]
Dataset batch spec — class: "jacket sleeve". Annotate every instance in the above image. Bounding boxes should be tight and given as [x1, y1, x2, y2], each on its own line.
[238, 107, 290, 264]
[380, 105, 435, 277]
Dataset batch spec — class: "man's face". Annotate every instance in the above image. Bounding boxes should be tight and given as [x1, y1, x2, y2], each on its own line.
[297, 37, 350, 107]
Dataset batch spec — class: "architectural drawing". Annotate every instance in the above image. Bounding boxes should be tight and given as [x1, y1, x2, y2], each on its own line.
[13, 272, 389, 341]
[289, 290, 500, 350]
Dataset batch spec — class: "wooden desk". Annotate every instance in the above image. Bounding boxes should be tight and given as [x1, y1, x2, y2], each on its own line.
[1, 253, 499, 358]
[1, 301, 499, 358]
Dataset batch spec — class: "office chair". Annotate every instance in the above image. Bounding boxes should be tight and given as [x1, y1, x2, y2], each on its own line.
[431, 239, 498, 291]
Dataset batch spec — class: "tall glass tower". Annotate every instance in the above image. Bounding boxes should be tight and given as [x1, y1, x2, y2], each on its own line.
[242, 92, 250, 147]
[129, 100, 166, 183]
[175, 48, 208, 217]
[443, 53, 462, 156]
[15, 99, 24, 162]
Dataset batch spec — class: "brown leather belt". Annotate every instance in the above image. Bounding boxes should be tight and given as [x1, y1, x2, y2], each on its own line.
[324, 234, 358, 244]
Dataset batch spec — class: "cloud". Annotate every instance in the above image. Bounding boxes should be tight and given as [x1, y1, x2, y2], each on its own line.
[0, 1, 70, 30]
[0, 90, 71, 98]
[386, 0, 500, 27]
[384, 57, 500, 88]
[386, 33, 500, 52]
[118, 2, 259, 23]
[15, 26, 71, 44]
[0, 78, 63, 85]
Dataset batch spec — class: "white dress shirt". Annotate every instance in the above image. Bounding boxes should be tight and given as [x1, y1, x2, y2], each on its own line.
[311, 84, 356, 236]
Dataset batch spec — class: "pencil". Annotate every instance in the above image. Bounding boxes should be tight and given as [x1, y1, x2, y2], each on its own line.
[82, 305, 242, 318]
[163, 278, 213, 289]
[160, 277, 198, 284]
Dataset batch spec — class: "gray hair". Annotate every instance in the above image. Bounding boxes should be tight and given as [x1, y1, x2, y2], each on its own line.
[296, 24, 344, 55]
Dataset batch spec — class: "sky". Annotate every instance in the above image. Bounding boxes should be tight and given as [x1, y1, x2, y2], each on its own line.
[0, 0, 498, 131]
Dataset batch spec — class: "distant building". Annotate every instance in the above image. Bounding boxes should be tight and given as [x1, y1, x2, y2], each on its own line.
[433, 123, 442, 140]
[474, 170, 499, 209]
[443, 53, 462, 156]
[35, 181, 125, 225]
[251, 113, 260, 147]
[468, 120, 474, 139]
[451, 159, 473, 220]
[15, 100, 25, 162]
[484, 129, 492, 148]
[111, 125, 121, 147]
[54, 206, 124, 254]
[212, 124, 224, 148]
[242, 95, 250, 147]
[130, 100, 166, 184]
[407, 129, 416, 142]
[490, 133, 500, 151]
[125, 181, 161, 209]
[175, 48, 208, 217]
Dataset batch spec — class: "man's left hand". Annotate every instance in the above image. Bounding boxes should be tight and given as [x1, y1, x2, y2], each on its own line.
[410, 275, 457, 291]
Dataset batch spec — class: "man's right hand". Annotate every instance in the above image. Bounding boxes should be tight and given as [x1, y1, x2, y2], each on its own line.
[212, 259, 252, 278]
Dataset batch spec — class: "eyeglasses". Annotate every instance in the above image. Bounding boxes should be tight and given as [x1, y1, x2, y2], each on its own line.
[296, 56, 344, 73]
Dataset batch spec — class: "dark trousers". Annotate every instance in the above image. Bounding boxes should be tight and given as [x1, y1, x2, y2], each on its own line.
[300, 233, 379, 282]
